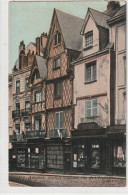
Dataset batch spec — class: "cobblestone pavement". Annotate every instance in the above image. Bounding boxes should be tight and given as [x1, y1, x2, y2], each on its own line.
[9, 181, 29, 187]
[9, 172, 126, 187]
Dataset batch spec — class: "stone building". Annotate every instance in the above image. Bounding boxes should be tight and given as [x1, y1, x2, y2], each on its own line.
[71, 2, 126, 176]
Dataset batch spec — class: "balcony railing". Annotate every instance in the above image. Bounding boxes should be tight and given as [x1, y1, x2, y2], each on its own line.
[21, 108, 31, 117]
[25, 130, 45, 139]
[12, 110, 20, 119]
[9, 130, 45, 143]
[9, 134, 25, 142]
[49, 129, 67, 138]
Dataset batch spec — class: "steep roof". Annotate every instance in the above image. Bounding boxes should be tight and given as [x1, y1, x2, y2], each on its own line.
[50, 9, 84, 51]
[114, 4, 126, 17]
[35, 55, 47, 79]
[89, 8, 110, 29]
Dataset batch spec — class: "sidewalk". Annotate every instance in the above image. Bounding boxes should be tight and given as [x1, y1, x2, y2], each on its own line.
[9, 172, 126, 187]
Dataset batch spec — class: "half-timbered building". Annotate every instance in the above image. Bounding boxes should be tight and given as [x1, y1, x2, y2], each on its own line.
[44, 9, 84, 173]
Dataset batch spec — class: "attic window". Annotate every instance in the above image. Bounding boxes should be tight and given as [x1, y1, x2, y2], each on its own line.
[55, 31, 61, 46]
[85, 31, 93, 48]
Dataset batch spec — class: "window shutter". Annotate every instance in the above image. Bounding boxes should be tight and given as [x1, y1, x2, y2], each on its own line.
[60, 112, 63, 129]
[86, 100, 91, 117]
[55, 113, 59, 129]
[92, 99, 98, 116]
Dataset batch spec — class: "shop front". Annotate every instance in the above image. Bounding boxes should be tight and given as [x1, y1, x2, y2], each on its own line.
[71, 122, 107, 175]
[11, 138, 46, 172]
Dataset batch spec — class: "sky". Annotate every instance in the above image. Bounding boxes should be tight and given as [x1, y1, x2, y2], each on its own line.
[9, 0, 125, 73]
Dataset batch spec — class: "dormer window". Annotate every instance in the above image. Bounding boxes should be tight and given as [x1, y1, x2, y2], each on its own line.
[85, 31, 93, 48]
[55, 31, 61, 46]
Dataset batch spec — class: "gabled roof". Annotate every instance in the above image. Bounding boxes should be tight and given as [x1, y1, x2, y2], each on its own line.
[35, 55, 47, 79]
[81, 8, 110, 34]
[55, 9, 84, 51]
[45, 9, 84, 54]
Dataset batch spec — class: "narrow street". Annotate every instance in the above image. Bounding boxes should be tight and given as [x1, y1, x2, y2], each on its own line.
[9, 172, 126, 187]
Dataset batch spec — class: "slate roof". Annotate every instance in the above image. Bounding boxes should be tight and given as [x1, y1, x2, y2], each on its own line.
[103, 6, 120, 17]
[55, 9, 84, 51]
[114, 4, 126, 17]
[35, 55, 47, 79]
[88, 8, 110, 29]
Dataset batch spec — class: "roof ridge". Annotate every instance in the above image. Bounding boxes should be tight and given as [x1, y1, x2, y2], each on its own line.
[89, 7, 110, 17]
[55, 8, 84, 20]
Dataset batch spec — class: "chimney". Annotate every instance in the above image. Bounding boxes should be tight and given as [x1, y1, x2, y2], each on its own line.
[41, 32, 47, 49]
[19, 40, 25, 55]
[107, 1, 120, 10]
[36, 37, 40, 56]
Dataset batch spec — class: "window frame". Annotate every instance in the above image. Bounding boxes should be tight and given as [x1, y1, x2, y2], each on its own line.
[15, 101, 20, 110]
[85, 61, 97, 83]
[34, 115, 42, 131]
[54, 31, 61, 46]
[54, 82, 62, 99]
[86, 98, 98, 117]
[85, 31, 93, 48]
[55, 111, 63, 130]
[16, 79, 20, 93]
[15, 124, 20, 134]
[35, 91, 42, 103]
[25, 76, 29, 91]
[25, 99, 30, 109]
[53, 57, 61, 69]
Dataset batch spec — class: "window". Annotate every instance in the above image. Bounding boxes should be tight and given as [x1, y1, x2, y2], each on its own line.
[55, 31, 61, 46]
[15, 124, 20, 134]
[16, 80, 20, 93]
[25, 123, 30, 131]
[16, 102, 20, 110]
[25, 77, 29, 91]
[54, 58, 60, 69]
[35, 91, 42, 103]
[25, 100, 30, 109]
[54, 82, 62, 98]
[55, 111, 63, 129]
[86, 61, 96, 83]
[113, 144, 126, 167]
[86, 99, 98, 117]
[85, 31, 93, 48]
[34, 116, 42, 130]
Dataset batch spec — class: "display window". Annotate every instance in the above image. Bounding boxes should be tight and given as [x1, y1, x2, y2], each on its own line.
[113, 144, 126, 168]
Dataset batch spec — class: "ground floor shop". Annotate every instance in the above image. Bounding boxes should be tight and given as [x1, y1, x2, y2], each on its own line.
[9, 124, 126, 176]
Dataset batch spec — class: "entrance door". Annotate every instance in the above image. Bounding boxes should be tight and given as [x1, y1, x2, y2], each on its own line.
[90, 144, 100, 174]
[64, 153, 71, 173]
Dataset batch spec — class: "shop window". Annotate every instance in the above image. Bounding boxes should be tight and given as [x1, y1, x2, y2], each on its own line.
[55, 111, 63, 129]
[25, 100, 30, 109]
[34, 116, 42, 130]
[54, 82, 62, 98]
[55, 31, 61, 46]
[16, 80, 20, 93]
[15, 124, 20, 134]
[85, 31, 93, 48]
[17, 150, 26, 167]
[25, 77, 29, 91]
[35, 91, 42, 103]
[113, 145, 126, 167]
[25, 123, 30, 132]
[53, 58, 60, 69]
[86, 61, 96, 83]
[91, 144, 100, 169]
[86, 98, 98, 117]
